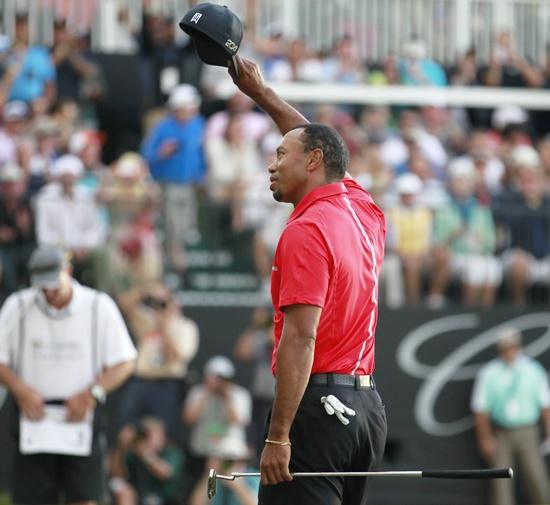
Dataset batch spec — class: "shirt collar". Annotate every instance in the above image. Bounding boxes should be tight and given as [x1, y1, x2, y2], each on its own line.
[288, 182, 348, 223]
[36, 280, 82, 318]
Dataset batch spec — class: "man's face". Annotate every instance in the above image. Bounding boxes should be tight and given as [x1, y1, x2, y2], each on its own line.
[41, 274, 65, 306]
[269, 129, 309, 205]
[499, 344, 521, 364]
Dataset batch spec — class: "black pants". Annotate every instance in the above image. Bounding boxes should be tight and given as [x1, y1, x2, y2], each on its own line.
[12, 433, 106, 505]
[259, 380, 387, 505]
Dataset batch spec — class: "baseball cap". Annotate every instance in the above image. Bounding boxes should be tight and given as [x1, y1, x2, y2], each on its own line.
[204, 355, 235, 379]
[27, 246, 67, 289]
[3, 101, 28, 122]
[396, 173, 422, 195]
[167, 84, 201, 109]
[496, 327, 522, 349]
[50, 154, 84, 179]
[509, 145, 540, 168]
[179, 3, 243, 70]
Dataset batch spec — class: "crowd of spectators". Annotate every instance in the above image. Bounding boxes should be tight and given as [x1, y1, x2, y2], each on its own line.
[1, 5, 550, 504]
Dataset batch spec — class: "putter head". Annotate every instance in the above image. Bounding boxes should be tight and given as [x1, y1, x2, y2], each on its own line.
[207, 468, 217, 499]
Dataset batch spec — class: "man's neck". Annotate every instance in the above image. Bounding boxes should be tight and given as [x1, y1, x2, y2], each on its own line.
[49, 283, 73, 310]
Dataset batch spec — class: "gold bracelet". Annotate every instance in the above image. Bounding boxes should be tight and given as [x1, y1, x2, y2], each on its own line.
[265, 438, 291, 447]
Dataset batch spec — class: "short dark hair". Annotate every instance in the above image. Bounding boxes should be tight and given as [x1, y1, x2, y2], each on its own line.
[289, 123, 348, 181]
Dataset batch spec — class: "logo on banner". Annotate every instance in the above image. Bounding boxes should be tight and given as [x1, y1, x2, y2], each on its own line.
[396, 313, 550, 437]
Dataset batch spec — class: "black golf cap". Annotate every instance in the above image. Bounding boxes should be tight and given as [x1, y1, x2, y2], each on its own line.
[179, 3, 242, 70]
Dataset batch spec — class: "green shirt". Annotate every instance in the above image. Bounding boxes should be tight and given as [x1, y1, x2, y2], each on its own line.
[434, 201, 496, 254]
[471, 355, 550, 428]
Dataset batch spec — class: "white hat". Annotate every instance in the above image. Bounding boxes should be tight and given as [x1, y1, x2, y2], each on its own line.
[204, 355, 235, 379]
[51, 154, 84, 178]
[69, 129, 100, 154]
[492, 105, 528, 130]
[509, 145, 540, 168]
[396, 173, 422, 195]
[447, 157, 475, 179]
[496, 327, 522, 349]
[0, 162, 23, 182]
[167, 84, 201, 109]
[3, 101, 28, 121]
[115, 152, 146, 178]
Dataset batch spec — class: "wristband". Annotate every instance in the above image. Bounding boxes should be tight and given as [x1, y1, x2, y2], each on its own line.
[265, 438, 291, 447]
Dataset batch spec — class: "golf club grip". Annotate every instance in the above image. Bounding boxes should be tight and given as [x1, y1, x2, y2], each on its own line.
[422, 468, 513, 479]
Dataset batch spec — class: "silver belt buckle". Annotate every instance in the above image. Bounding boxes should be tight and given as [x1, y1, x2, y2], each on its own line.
[358, 375, 371, 388]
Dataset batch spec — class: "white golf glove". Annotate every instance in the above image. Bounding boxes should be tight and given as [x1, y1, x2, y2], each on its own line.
[320, 395, 356, 425]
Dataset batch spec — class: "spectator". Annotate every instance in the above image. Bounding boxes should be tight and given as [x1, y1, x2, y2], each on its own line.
[267, 38, 324, 83]
[233, 307, 275, 464]
[99, 152, 162, 293]
[0, 100, 29, 166]
[182, 356, 252, 503]
[0, 163, 35, 298]
[450, 47, 480, 86]
[51, 19, 98, 103]
[0, 13, 56, 108]
[381, 108, 448, 176]
[0, 245, 136, 505]
[399, 38, 447, 87]
[465, 129, 505, 200]
[204, 90, 271, 144]
[386, 173, 432, 305]
[117, 282, 199, 436]
[27, 115, 63, 195]
[494, 164, 550, 305]
[69, 128, 108, 193]
[471, 327, 550, 505]
[108, 424, 138, 505]
[141, 84, 206, 274]
[206, 112, 262, 232]
[428, 161, 501, 307]
[125, 417, 184, 505]
[322, 35, 366, 85]
[368, 53, 400, 85]
[482, 30, 543, 88]
[34, 154, 107, 286]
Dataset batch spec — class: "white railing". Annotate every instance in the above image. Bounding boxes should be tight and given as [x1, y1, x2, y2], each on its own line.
[2, 0, 550, 65]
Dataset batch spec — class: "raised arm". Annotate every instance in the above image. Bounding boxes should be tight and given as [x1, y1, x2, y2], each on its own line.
[228, 55, 308, 135]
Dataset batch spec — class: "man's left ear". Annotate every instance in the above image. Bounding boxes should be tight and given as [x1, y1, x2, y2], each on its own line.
[307, 149, 324, 172]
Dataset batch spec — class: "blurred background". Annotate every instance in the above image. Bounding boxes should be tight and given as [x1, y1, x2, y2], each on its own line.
[0, 0, 550, 504]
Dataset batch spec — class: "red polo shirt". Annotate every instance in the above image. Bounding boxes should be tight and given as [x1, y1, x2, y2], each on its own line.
[271, 177, 386, 376]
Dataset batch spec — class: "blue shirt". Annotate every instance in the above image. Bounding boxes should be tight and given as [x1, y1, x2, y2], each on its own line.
[141, 114, 206, 184]
[399, 59, 447, 87]
[7, 46, 56, 102]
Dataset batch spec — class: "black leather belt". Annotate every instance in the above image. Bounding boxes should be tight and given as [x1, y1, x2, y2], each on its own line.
[309, 373, 374, 389]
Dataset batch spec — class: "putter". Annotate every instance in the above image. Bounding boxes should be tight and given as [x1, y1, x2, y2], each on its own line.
[207, 467, 513, 499]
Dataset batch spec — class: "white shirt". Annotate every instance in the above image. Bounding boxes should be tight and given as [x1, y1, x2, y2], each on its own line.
[34, 183, 106, 249]
[0, 282, 137, 399]
[185, 382, 252, 459]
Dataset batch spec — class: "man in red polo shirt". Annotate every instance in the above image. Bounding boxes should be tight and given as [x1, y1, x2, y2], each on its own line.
[229, 56, 387, 505]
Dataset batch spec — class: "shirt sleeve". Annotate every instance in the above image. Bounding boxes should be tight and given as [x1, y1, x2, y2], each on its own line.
[97, 293, 137, 368]
[277, 221, 331, 309]
[168, 317, 199, 362]
[470, 365, 490, 413]
[0, 294, 20, 366]
[536, 362, 550, 408]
